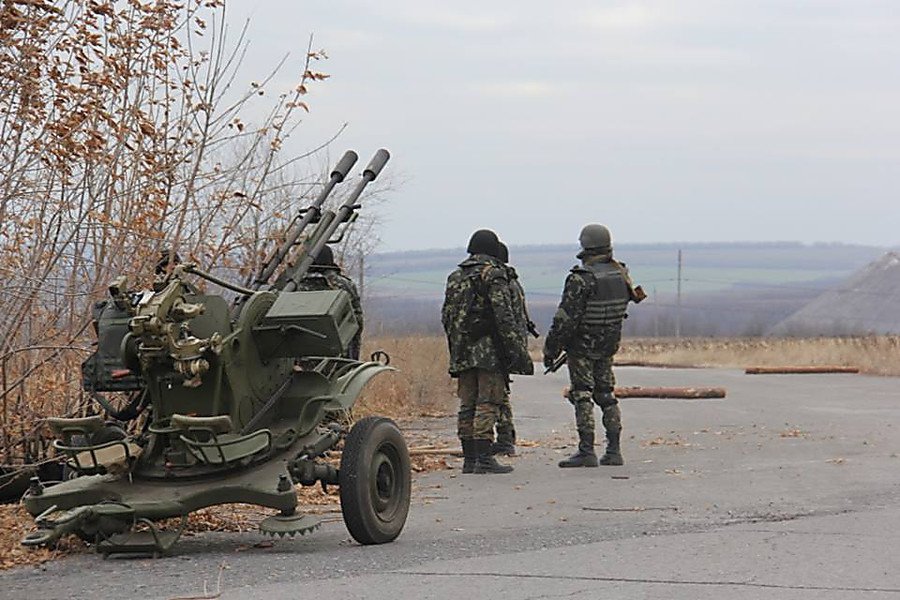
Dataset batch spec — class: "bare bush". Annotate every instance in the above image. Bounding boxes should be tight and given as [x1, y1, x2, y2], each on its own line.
[0, 0, 341, 465]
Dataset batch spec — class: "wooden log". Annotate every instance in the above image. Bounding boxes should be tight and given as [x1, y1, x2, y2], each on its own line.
[408, 447, 463, 457]
[331, 447, 463, 458]
[745, 366, 860, 375]
[614, 360, 703, 369]
[613, 386, 726, 399]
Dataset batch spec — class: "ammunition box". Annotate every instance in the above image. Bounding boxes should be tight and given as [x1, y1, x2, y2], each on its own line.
[254, 290, 358, 358]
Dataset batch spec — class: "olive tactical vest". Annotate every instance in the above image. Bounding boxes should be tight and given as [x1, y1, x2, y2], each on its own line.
[576, 261, 630, 333]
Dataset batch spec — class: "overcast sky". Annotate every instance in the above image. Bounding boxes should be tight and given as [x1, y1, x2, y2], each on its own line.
[225, 1, 900, 251]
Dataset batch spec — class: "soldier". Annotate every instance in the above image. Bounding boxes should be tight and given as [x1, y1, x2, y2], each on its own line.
[441, 230, 533, 474]
[543, 224, 645, 468]
[492, 242, 539, 457]
[295, 245, 364, 360]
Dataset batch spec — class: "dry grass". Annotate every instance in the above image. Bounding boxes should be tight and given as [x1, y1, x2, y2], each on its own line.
[0, 504, 87, 570]
[617, 336, 900, 376]
[354, 336, 456, 419]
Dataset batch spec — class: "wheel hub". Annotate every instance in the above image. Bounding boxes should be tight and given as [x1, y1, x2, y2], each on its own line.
[370, 445, 400, 517]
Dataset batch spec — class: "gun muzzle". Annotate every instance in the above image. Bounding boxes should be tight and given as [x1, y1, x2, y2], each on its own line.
[330, 150, 358, 182]
[362, 148, 390, 181]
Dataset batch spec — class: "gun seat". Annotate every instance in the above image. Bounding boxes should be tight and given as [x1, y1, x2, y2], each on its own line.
[49, 416, 142, 475]
[170, 414, 272, 465]
[67, 442, 143, 474]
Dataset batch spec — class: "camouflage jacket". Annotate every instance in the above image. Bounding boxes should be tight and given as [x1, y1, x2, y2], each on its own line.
[507, 265, 536, 340]
[295, 267, 363, 359]
[543, 255, 636, 360]
[441, 254, 532, 376]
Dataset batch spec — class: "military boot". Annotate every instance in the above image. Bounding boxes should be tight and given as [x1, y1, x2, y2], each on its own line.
[490, 441, 516, 457]
[599, 429, 624, 466]
[461, 438, 476, 474]
[473, 439, 514, 474]
[558, 431, 599, 468]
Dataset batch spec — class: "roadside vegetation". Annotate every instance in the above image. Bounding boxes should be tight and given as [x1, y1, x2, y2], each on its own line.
[617, 336, 900, 376]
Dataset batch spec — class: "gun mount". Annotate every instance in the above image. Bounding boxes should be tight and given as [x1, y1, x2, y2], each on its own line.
[21, 150, 411, 556]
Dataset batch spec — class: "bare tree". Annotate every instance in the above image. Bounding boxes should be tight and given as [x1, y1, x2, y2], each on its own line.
[0, 0, 342, 465]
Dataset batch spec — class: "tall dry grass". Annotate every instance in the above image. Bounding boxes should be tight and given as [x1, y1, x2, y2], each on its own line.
[355, 334, 900, 424]
[618, 336, 900, 376]
[354, 336, 456, 419]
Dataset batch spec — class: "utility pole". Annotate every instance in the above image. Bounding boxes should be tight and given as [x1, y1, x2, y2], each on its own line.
[653, 286, 659, 337]
[675, 249, 683, 339]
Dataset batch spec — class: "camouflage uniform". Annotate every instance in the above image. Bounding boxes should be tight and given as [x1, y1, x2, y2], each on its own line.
[442, 244, 532, 474]
[544, 253, 638, 466]
[442, 253, 531, 440]
[295, 267, 363, 360]
[494, 265, 532, 452]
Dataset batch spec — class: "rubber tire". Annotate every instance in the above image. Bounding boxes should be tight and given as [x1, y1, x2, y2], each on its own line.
[339, 416, 411, 545]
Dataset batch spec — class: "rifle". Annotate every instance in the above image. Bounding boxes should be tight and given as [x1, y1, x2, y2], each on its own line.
[544, 352, 567, 374]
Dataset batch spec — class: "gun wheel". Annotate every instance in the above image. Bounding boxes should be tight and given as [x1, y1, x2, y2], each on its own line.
[339, 416, 410, 544]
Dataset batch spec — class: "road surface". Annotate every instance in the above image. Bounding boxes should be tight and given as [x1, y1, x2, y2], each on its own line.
[2, 366, 899, 599]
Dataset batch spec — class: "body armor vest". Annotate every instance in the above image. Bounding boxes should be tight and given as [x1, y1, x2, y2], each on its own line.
[577, 261, 630, 333]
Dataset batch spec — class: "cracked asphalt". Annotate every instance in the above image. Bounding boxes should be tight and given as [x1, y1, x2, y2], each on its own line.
[2, 365, 899, 599]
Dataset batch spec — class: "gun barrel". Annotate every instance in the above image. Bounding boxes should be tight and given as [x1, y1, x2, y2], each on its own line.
[362, 148, 390, 180]
[252, 150, 358, 290]
[544, 352, 568, 375]
[283, 149, 390, 291]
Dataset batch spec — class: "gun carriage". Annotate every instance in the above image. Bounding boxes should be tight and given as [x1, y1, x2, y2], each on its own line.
[20, 149, 411, 556]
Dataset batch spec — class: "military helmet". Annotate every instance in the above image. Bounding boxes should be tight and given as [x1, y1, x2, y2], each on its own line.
[578, 224, 612, 252]
[154, 248, 181, 274]
[313, 244, 337, 268]
[497, 242, 509, 264]
[466, 229, 500, 258]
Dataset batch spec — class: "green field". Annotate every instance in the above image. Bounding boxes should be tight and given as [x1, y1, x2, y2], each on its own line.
[367, 242, 888, 301]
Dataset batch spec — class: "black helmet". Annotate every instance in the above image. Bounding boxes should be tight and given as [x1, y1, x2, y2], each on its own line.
[497, 242, 509, 264]
[467, 229, 500, 258]
[313, 244, 337, 268]
[154, 248, 181, 274]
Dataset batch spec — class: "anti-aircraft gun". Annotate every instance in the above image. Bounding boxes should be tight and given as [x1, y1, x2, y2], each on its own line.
[20, 149, 411, 556]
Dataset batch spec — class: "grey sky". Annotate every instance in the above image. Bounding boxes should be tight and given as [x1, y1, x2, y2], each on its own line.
[226, 1, 900, 251]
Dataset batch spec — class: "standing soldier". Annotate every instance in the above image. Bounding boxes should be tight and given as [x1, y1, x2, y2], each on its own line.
[492, 242, 539, 457]
[294, 245, 364, 360]
[543, 224, 645, 468]
[442, 230, 533, 474]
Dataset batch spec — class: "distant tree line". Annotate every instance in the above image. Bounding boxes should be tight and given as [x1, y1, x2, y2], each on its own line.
[363, 286, 872, 339]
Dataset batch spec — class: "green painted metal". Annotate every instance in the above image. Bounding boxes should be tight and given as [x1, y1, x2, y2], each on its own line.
[21, 150, 406, 556]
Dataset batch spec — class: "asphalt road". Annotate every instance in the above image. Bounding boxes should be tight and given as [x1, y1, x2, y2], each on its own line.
[3, 366, 899, 599]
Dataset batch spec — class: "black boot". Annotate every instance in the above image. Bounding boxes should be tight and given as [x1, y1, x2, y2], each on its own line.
[599, 429, 624, 466]
[473, 439, 514, 474]
[461, 438, 476, 474]
[490, 441, 516, 457]
[558, 431, 599, 468]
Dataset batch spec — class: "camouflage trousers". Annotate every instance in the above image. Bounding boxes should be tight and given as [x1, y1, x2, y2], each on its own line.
[495, 383, 516, 447]
[566, 353, 622, 437]
[457, 368, 506, 441]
